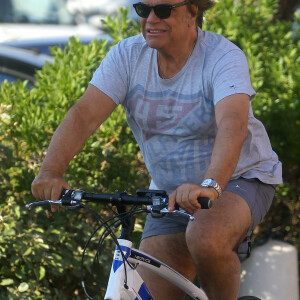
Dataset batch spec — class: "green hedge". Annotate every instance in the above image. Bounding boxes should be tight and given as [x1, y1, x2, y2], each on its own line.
[203, 0, 300, 246]
[0, 9, 147, 299]
[0, 2, 299, 299]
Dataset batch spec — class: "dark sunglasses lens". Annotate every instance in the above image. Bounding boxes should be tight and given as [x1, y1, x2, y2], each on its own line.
[133, 3, 172, 19]
[154, 5, 172, 19]
[134, 3, 151, 18]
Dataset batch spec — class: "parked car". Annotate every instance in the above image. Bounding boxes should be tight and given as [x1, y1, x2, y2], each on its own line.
[0, 0, 109, 55]
[2, 33, 111, 56]
[0, 44, 53, 87]
[66, 0, 139, 29]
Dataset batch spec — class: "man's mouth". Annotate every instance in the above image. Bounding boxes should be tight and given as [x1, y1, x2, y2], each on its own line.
[147, 29, 166, 34]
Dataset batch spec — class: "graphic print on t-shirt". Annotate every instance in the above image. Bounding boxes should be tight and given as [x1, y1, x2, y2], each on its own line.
[127, 84, 215, 142]
[125, 84, 215, 191]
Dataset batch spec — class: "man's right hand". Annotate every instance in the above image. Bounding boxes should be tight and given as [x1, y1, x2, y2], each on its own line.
[31, 173, 71, 212]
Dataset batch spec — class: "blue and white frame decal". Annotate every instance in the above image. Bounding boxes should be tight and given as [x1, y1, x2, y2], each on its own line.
[135, 282, 152, 300]
[112, 245, 131, 272]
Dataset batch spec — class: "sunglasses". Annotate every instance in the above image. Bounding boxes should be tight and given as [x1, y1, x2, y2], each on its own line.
[133, 1, 189, 19]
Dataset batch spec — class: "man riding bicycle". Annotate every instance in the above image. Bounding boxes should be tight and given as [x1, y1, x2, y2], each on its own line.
[32, 0, 282, 299]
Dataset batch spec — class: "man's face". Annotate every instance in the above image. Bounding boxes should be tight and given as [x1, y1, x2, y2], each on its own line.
[138, 0, 196, 51]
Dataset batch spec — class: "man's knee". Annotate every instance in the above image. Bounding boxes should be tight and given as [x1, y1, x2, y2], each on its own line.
[186, 219, 232, 262]
[185, 194, 251, 261]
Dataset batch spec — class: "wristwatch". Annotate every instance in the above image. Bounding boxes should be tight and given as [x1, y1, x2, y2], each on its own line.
[201, 178, 222, 199]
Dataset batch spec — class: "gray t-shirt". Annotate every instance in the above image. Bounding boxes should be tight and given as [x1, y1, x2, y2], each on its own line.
[90, 28, 282, 194]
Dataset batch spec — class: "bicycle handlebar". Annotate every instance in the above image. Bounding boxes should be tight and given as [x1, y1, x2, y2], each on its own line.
[25, 188, 212, 211]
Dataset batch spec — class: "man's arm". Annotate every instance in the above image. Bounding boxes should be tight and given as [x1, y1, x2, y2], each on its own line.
[204, 93, 250, 191]
[31, 84, 117, 203]
[168, 93, 250, 212]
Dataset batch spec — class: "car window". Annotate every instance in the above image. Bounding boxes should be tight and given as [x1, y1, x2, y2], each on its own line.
[0, 0, 75, 25]
[0, 73, 16, 82]
[0, 72, 35, 88]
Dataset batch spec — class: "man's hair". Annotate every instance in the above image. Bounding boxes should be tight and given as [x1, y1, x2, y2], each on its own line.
[187, 0, 215, 28]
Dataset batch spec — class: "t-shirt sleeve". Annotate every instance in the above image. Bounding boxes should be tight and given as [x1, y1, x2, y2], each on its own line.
[211, 49, 256, 105]
[90, 42, 129, 105]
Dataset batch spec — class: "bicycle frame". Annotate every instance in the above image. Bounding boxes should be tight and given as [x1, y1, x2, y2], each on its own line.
[105, 239, 209, 300]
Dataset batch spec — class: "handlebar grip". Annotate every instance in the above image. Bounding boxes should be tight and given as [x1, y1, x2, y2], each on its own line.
[174, 197, 212, 211]
[197, 197, 212, 209]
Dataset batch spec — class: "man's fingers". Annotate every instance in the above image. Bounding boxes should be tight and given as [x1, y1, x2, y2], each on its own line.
[168, 191, 177, 211]
[51, 204, 59, 212]
[169, 184, 203, 213]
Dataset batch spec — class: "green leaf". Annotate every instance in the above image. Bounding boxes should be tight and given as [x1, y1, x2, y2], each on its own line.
[0, 278, 14, 286]
[23, 247, 32, 256]
[18, 282, 29, 292]
[38, 266, 46, 281]
[3, 228, 16, 236]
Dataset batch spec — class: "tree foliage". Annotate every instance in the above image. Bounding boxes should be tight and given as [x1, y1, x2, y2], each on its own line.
[0, 9, 146, 299]
[203, 0, 300, 245]
[274, 0, 300, 21]
[0, 2, 299, 299]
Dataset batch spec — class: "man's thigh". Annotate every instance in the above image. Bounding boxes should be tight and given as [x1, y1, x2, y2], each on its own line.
[138, 233, 196, 300]
[187, 178, 275, 253]
[139, 232, 196, 279]
[187, 191, 252, 254]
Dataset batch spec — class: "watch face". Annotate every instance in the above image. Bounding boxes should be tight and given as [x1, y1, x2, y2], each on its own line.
[201, 178, 222, 198]
[202, 179, 215, 186]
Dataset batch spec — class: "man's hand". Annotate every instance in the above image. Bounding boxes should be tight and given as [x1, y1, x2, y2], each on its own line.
[168, 183, 218, 214]
[31, 172, 71, 212]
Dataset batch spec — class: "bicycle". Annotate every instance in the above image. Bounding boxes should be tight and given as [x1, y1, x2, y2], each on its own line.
[26, 188, 261, 300]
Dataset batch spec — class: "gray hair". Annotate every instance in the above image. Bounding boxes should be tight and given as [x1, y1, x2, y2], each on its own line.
[187, 0, 215, 28]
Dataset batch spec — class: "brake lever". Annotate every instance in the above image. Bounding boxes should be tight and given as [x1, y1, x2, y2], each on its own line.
[147, 205, 194, 221]
[25, 194, 83, 210]
[25, 200, 62, 210]
[67, 205, 82, 211]
[147, 204, 167, 218]
[160, 208, 195, 221]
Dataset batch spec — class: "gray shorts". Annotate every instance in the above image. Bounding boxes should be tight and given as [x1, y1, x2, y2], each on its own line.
[141, 178, 275, 254]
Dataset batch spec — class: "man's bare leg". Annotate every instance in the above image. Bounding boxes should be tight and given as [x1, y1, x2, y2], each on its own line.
[186, 191, 251, 300]
[138, 232, 196, 300]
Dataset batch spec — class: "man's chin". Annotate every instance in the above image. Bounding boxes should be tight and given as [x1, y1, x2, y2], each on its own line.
[146, 41, 163, 50]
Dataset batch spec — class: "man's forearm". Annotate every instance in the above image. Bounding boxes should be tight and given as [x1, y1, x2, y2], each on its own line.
[39, 104, 96, 176]
[204, 117, 248, 190]
[38, 85, 117, 177]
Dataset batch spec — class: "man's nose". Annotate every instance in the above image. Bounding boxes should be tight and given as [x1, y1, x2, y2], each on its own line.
[147, 9, 161, 22]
